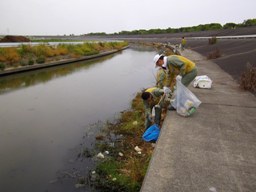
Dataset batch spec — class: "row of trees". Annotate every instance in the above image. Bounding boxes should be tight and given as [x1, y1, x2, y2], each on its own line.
[87, 18, 256, 36]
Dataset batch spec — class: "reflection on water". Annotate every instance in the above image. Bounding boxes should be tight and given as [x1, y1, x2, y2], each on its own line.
[0, 48, 157, 192]
[0, 54, 116, 94]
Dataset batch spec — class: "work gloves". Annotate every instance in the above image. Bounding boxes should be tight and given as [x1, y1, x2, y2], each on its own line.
[163, 86, 172, 94]
[176, 75, 182, 81]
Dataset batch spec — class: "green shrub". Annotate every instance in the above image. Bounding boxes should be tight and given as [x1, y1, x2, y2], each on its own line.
[19, 60, 27, 66]
[28, 58, 34, 65]
[95, 160, 140, 192]
[36, 56, 46, 64]
[18, 45, 33, 56]
[0, 62, 6, 71]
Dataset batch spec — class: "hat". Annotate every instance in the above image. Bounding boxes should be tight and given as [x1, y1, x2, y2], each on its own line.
[153, 54, 163, 66]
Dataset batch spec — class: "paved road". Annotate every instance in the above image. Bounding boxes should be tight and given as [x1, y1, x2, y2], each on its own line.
[140, 49, 256, 192]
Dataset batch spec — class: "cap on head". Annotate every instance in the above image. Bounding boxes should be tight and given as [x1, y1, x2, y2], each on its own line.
[153, 54, 163, 66]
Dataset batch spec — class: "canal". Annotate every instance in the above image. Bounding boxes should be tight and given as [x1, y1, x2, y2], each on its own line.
[0, 47, 157, 192]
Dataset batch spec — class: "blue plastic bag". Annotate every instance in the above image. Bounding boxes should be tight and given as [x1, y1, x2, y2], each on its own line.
[142, 124, 160, 142]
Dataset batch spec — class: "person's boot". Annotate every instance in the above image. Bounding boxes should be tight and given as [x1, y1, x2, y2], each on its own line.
[154, 105, 161, 125]
[168, 104, 176, 111]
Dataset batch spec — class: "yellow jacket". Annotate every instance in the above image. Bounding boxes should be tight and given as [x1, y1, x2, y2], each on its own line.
[156, 67, 168, 89]
[167, 55, 196, 75]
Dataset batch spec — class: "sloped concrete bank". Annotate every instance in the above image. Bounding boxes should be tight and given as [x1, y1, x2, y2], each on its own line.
[140, 49, 256, 192]
[0, 46, 129, 77]
[126, 37, 256, 83]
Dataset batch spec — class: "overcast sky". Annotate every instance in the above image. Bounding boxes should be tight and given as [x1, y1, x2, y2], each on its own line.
[0, 0, 255, 36]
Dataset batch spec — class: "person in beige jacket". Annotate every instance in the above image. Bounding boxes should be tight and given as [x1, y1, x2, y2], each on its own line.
[153, 54, 197, 87]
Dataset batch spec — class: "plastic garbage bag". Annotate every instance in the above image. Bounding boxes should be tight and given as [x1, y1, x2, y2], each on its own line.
[193, 75, 212, 89]
[142, 124, 160, 142]
[172, 78, 201, 117]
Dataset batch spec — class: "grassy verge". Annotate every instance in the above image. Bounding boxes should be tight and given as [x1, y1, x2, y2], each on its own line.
[0, 41, 128, 71]
[86, 42, 174, 191]
[89, 93, 155, 192]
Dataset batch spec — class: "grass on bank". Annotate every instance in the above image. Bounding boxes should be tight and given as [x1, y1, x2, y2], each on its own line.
[31, 38, 82, 43]
[90, 41, 172, 192]
[91, 92, 155, 192]
[0, 41, 128, 71]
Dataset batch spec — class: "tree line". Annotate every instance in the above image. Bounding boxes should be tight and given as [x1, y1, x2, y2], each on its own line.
[87, 18, 256, 36]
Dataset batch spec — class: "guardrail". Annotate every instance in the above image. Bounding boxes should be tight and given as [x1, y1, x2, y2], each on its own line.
[191, 34, 256, 39]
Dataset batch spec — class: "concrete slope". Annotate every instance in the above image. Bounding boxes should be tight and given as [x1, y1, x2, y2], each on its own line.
[140, 49, 256, 192]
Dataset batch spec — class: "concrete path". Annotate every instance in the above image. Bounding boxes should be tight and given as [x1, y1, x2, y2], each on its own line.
[140, 49, 256, 192]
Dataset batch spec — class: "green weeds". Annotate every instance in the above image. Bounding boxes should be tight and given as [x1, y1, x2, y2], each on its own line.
[0, 41, 128, 70]
[91, 93, 154, 192]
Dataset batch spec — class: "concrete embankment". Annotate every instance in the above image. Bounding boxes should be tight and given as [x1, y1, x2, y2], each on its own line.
[140, 49, 256, 192]
[0, 47, 128, 77]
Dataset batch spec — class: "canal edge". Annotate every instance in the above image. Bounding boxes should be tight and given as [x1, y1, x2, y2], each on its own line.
[0, 46, 129, 77]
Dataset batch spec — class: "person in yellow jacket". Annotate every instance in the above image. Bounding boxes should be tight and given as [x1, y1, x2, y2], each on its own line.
[156, 66, 168, 89]
[141, 87, 165, 129]
[153, 54, 197, 87]
[181, 36, 186, 50]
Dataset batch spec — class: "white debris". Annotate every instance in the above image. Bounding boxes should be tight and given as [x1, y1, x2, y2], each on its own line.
[132, 121, 138, 125]
[104, 151, 109, 155]
[91, 171, 96, 174]
[209, 187, 217, 192]
[96, 152, 105, 159]
[112, 178, 117, 181]
[118, 152, 124, 157]
[193, 75, 212, 89]
[134, 146, 142, 152]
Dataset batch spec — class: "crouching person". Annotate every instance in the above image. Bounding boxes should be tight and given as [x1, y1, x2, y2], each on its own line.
[141, 87, 167, 130]
[154, 54, 197, 87]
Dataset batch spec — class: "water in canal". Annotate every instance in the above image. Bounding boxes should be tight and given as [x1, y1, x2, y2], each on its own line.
[0, 48, 157, 192]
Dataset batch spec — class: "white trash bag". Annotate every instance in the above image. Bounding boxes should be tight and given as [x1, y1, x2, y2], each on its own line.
[193, 75, 212, 89]
[172, 78, 201, 117]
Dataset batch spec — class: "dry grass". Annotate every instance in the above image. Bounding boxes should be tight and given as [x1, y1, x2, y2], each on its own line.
[0, 41, 128, 70]
[93, 93, 157, 191]
[240, 62, 256, 94]
[208, 36, 217, 45]
[207, 48, 221, 59]
[91, 43, 171, 191]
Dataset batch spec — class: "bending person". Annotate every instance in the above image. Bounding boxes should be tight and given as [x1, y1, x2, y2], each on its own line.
[156, 65, 168, 89]
[154, 54, 197, 87]
[141, 87, 165, 130]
